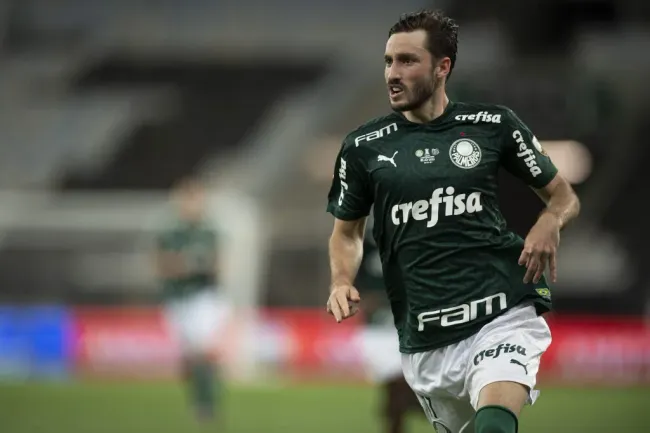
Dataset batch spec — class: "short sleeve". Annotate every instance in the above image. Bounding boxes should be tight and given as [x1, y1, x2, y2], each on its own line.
[326, 140, 373, 220]
[500, 109, 558, 189]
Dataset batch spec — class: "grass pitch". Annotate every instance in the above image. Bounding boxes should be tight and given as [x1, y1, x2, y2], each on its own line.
[0, 381, 647, 433]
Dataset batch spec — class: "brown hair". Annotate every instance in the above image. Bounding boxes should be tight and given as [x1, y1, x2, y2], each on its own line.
[388, 10, 459, 80]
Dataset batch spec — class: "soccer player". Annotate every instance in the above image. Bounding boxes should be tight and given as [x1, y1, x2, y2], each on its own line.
[153, 177, 229, 422]
[326, 10, 580, 433]
[355, 216, 422, 433]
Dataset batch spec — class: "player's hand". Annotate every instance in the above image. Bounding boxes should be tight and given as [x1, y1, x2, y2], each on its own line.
[327, 284, 361, 323]
[519, 212, 561, 284]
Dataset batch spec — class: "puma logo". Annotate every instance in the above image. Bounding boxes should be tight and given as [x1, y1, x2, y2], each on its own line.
[377, 151, 398, 167]
[510, 359, 529, 375]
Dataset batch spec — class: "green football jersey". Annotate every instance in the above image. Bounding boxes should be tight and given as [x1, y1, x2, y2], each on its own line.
[156, 218, 218, 302]
[326, 101, 556, 353]
[355, 217, 385, 293]
[355, 219, 393, 326]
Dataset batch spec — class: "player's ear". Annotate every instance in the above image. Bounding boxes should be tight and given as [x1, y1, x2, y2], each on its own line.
[435, 58, 451, 80]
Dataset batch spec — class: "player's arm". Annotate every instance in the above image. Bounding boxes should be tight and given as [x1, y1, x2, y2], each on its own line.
[330, 217, 366, 289]
[524, 173, 580, 282]
[328, 217, 366, 321]
[197, 233, 219, 278]
[154, 233, 187, 279]
[326, 138, 373, 322]
[155, 250, 186, 279]
[532, 174, 580, 231]
[500, 108, 580, 284]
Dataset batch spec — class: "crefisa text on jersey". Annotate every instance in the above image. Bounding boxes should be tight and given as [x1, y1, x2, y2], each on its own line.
[454, 111, 502, 124]
[337, 158, 348, 206]
[513, 130, 542, 178]
[391, 186, 483, 228]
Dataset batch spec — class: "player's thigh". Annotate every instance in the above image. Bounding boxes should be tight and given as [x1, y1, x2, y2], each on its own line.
[476, 381, 529, 417]
[200, 288, 232, 335]
[183, 290, 224, 354]
[466, 304, 552, 412]
[415, 393, 476, 433]
[401, 346, 474, 433]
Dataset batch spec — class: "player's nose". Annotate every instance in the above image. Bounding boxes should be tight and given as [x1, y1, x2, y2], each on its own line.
[385, 65, 401, 83]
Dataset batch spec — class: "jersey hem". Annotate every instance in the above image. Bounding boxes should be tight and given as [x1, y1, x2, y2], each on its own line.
[326, 204, 369, 221]
[398, 297, 552, 354]
[161, 284, 216, 302]
[528, 168, 559, 189]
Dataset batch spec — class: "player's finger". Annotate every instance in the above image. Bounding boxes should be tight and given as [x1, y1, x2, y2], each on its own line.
[549, 252, 558, 283]
[518, 249, 531, 266]
[532, 252, 548, 284]
[523, 255, 539, 283]
[336, 292, 350, 318]
[349, 289, 361, 303]
[328, 298, 343, 322]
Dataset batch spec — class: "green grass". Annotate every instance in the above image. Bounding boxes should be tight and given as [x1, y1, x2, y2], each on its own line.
[0, 381, 647, 433]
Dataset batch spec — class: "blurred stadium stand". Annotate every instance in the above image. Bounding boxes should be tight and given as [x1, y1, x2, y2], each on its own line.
[0, 0, 647, 382]
[0, 5, 647, 433]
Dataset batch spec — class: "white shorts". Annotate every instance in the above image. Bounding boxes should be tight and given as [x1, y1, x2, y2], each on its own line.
[355, 325, 403, 382]
[164, 289, 231, 355]
[401, 303, 552, 433]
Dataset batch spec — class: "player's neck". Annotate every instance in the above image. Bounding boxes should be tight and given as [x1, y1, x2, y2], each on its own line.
[403, 91, 449, 124]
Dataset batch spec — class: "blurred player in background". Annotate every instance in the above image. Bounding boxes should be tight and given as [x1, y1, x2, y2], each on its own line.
[326, 9, 580, 433]
[153, 177, 229, 423]
[355, 214, 421, 433]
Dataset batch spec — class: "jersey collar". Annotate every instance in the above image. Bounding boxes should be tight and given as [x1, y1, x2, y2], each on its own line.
[393, 100, 456, 126]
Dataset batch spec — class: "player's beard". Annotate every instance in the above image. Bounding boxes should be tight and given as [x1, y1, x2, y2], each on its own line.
[390, 74, 439, 112]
